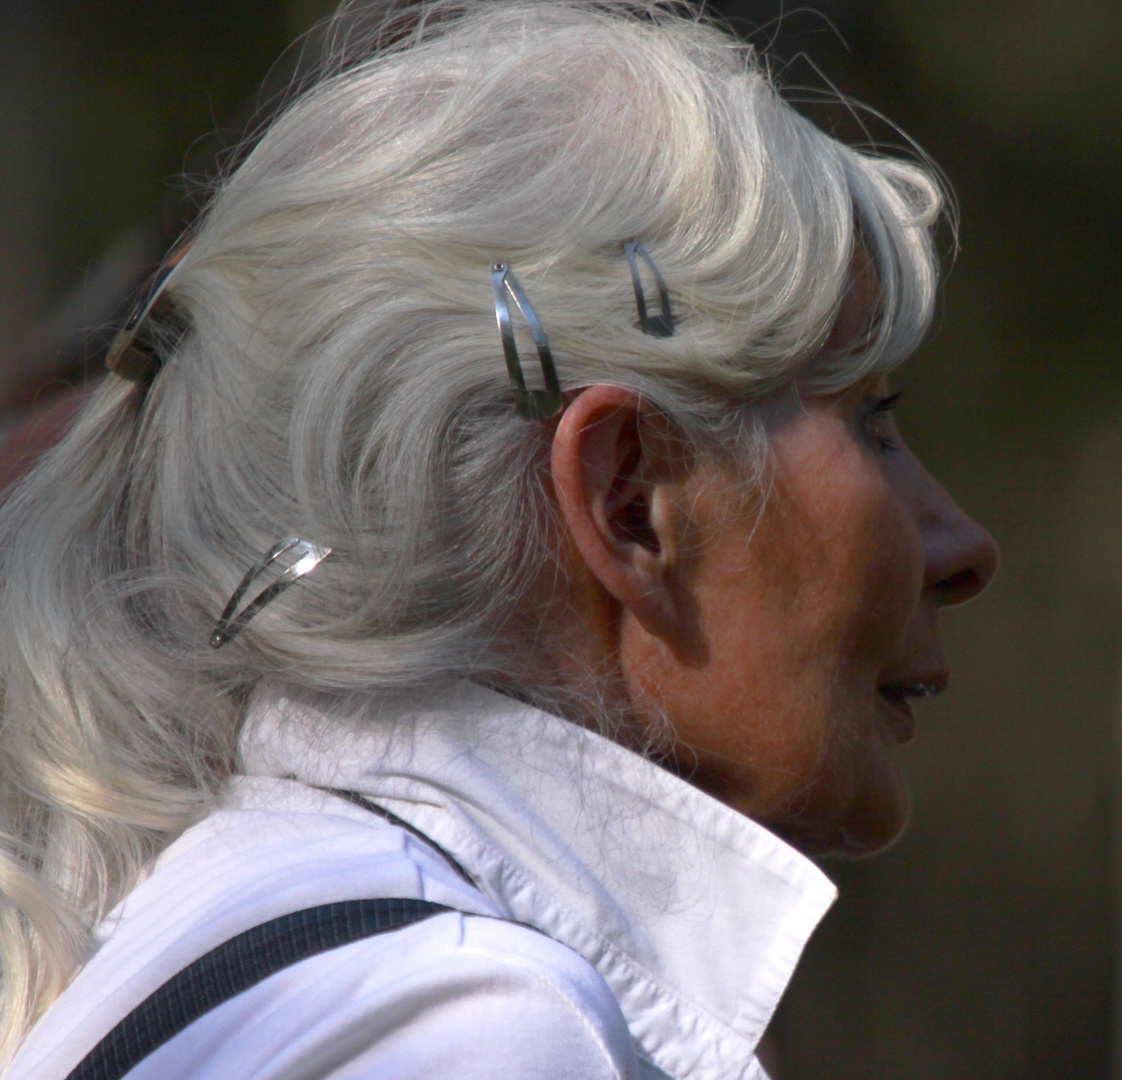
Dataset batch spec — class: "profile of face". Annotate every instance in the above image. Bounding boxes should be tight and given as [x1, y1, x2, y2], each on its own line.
[552, 372, 998, 858]
[636, 377, 997, 855]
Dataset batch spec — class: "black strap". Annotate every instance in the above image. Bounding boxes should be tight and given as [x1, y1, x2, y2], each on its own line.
[66, 897, 452, 1080]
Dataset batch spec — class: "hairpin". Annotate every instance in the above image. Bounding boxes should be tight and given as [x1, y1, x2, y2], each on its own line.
[210, 537, 332, 649]
[490, 262, 562, 420]
[105, 243, 192, 387]
[624, 239, 674, 338]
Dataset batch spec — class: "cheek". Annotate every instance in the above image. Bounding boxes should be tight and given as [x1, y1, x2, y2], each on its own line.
[616, 523, 826, 817]
[846, 484, 926, 667]
[785, 442, 924, 676]
[739, 447, 924, 840]
[616, 433, 926, 851]
[777, 478, 923, 852]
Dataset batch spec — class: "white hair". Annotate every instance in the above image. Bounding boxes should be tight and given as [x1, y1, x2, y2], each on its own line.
[0, 0, 943, 1057]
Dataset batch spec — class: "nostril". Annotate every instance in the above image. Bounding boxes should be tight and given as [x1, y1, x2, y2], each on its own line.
[933, 568, 978, 597]
[925, 516, 999, 606]
[931, 565, 993, 606]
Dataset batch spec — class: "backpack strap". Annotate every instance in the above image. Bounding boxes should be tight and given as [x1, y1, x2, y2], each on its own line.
[66, 897, 453, 1080]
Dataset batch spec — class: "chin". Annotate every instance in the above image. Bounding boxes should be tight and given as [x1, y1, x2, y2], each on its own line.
[839, 777, 912, 858]
[770, 768, 912, 859]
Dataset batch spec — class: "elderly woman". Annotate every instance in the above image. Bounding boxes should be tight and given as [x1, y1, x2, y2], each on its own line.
[0, 3, 996, 1079]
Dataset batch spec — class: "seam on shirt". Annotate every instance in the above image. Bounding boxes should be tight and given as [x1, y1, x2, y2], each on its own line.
[454, 914, 632, 1080]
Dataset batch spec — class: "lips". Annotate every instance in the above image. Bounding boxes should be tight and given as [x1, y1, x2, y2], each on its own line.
[877, 678, 947, 744]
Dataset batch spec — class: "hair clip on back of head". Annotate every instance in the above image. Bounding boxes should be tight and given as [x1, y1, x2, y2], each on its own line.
[105, 243, 192, 387]
[210, 537, 332, 649]
[491, 262, 562, 421]
[624, 239, 674, 338]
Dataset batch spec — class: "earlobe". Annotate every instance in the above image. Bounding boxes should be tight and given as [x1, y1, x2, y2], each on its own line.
[550, 385, 683, 641]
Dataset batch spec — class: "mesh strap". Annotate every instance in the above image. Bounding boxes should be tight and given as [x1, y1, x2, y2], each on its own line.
[67, 897, 452, 1080]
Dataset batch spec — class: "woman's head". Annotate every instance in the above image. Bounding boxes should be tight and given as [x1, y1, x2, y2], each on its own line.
[542, 233, 997, 856]
[549, 370, 997, 858]
[0, 0, 994, 1053]
[115, 0, 945, 683]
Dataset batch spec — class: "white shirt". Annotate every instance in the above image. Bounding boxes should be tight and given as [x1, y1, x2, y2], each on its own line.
[7, 683, 836, 1080]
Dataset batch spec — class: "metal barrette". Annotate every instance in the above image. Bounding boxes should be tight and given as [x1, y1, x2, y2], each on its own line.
[210, 537, 332, 649]
[624, 239, 674, 338]
[490, 261, 562, 421]
[105, 242, 192, 387]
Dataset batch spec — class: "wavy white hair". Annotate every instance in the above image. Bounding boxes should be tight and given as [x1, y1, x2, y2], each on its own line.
[0, 0, 943, 1056]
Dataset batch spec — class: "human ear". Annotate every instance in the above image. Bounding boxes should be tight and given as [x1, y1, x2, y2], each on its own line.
[550, 384, 684, 640]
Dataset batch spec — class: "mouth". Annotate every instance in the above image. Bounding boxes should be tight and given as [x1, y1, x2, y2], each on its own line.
[876, 677, 947, 744]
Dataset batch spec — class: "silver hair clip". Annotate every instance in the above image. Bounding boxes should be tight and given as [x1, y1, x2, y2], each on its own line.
[624, 239, 674, 338]
[490, 261, 562, 421]
[106, 242, 192, 387]
[210, 537, 332, 649]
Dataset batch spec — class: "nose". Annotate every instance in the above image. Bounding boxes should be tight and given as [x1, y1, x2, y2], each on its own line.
[913, 457, 999, 608]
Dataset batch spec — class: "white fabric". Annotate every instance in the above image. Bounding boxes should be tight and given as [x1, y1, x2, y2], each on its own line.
[7, 683, 836, 1080]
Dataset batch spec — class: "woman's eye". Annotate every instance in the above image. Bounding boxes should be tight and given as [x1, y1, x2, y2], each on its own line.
[862, 392, 902, 455]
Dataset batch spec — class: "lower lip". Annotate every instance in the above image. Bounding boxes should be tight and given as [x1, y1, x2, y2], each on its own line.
[877, 693, 918, 745]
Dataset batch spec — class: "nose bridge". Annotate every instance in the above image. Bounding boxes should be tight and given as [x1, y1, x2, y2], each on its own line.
[911, 451, 999, 606]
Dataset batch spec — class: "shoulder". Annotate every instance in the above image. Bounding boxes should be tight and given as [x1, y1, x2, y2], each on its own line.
[132, 910, 639, 1080]
[8, 783, 491, 1079]
[13, 783, 638, 1080]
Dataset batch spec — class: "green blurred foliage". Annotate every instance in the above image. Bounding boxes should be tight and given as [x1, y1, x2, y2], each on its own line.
[731, 2, 1122, 1076]
[887, 0, 1122, 140]
[46, 0, 291, 291]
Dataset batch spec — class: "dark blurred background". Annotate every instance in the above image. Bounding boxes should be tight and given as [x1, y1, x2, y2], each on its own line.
[1, 2, 1119, 1077]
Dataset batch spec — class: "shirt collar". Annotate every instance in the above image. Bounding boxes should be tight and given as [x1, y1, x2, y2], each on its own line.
[240, 682, 836, 1080]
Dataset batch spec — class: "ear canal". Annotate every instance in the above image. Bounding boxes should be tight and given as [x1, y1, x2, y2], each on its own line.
[603, 419, 660, 553]
[618, 491, 660, 552]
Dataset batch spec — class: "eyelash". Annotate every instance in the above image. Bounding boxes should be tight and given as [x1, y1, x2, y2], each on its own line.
[864, 392, 902, 455]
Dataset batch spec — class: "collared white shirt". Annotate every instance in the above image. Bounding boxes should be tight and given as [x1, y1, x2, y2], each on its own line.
[7, 684, 836, 1080]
